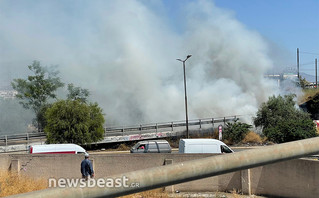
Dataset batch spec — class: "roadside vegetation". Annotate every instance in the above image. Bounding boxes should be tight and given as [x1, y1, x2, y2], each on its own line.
[221, 94, 317, 145]
[11, 60, 105, 144]
[299, 88, 319, 104]
[120, 188, 263, 198]
[0, 170, 47, 197]
[45, 100, 105, 144]
[253, 94, 317, 143]
[222, 120, 252, 144]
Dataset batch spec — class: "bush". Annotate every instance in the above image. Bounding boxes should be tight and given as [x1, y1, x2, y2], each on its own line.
[117, 143, 130, 151]
[263, 118, 316, 143]
[45, 100, 105, 144]
[242, 131, 262, 144]
[223, 121, 252, 144]
[254, 94, 317, 143]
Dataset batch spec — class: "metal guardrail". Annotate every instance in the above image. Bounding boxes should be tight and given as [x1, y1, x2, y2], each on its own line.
[104, 116, 237, 135]
[0, 116, 238, 147]
[0, 133, 46, 141]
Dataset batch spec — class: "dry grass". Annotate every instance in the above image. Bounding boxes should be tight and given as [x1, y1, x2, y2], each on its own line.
[242, 132, 262, 144]
[117, 143, 131, 151]
[299, 89, 319, 104]
[119, 189, 263, 198]
[0, 169, 47, 197]
[120, 188, 170, 198]
[212, 128, 219, 139]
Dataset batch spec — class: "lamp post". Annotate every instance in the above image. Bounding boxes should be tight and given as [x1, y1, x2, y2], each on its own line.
[177, 55, 192, 138]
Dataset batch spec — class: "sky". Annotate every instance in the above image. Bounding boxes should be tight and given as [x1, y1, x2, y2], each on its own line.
[0, 0, 317, 129]
[212, 0, 319, 75]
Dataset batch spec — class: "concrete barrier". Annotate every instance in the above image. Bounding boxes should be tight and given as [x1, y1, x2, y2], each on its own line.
[0, 154, 12, 170]
[3, 153, 319, 197]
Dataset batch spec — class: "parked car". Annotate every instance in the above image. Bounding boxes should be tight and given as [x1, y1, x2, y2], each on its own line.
[130, 140, 172, 153]
[29, 144, 87, 154]
[178, 139, 233, 154]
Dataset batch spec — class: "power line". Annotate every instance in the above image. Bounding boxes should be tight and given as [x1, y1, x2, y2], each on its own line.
[286, 62, 315, 67]
[300, 51, 319, 55]
[300, 62, 314, 66]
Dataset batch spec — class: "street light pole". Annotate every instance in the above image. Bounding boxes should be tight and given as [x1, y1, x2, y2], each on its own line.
[177, 55, 192, 138]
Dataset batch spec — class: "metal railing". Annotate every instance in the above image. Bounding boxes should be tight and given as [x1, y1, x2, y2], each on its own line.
[0, 116, 239, 148]
[104, 116, 237, 136]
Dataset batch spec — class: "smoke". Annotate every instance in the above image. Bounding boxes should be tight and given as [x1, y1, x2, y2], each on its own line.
[0, 99, 33, 135]
[0, 0, 280, 128]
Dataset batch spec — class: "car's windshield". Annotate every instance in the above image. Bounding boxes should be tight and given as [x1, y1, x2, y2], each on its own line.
[132, 143, 140, 149]
[221, 145, 233, 153]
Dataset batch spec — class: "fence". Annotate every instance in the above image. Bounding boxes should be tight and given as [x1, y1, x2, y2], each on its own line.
[0, 116, 239, 152]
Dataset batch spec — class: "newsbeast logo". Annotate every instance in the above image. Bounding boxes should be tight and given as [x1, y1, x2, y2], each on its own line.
[48, 176, 140, 188]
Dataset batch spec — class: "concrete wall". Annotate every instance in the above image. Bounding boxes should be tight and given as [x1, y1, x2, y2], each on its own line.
[250, 159, 319, 198]
[0, 154, 12, 170]
[3, 153, 319, 198]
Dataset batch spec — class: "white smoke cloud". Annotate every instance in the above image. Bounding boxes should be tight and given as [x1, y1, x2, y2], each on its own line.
[0, 0, 280, 127]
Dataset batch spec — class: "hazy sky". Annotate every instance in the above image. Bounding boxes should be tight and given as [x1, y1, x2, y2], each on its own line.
[163, 0, 319, 74]
[0, 0, 315, 127]
[213, 0, 319, 75]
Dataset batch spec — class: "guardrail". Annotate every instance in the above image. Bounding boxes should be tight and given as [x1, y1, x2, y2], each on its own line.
[104, 116, 237, 136]
[0, 116, 239, 149]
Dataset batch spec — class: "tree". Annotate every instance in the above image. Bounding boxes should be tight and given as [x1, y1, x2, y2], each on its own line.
[11, 61, 64, 131]
[254, 94, 317, 143]
[44, 100, 105, 144]
[223, 120, 252, 144]
[67, 83, 90, 103]
[297, 76, 310, 89]
[35, 103, 52, 132]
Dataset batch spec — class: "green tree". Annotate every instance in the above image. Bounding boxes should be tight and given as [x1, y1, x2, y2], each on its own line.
[11, 61, 64, 131]
[44, 100, 105, 144]
[34, 103, 52, 132]
[223, 120, 252, 144]
[67, 83, 90, 103]
[254, 94, 317, 143]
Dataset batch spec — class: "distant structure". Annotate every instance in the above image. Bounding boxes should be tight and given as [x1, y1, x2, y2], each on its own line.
[264, 73, 298, 87]
[0, 90, 17, 99]
[0, 84, 17, 99]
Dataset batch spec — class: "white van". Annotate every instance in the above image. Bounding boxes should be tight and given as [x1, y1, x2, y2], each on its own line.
[29, 144, 87, 154]
[178, 139, 233, 154]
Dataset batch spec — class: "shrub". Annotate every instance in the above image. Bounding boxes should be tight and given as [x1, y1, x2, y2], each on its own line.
[45, 100, 105, 144]
[242, 131, 262, 144]
[223, 121, 252, 144]
[117, 143, 130, 151]
[254, 94, 317, 143]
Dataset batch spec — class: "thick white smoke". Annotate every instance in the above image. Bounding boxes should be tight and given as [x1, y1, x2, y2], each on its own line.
[0, 0, 279, 127]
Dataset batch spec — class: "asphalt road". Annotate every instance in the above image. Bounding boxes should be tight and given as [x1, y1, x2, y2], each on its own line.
[88, 146, 260, 154]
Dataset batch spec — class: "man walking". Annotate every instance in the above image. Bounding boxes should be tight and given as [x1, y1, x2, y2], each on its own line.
[81, 153, 94, 180]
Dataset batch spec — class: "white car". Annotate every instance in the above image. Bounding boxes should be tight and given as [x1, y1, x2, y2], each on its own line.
[29, 144, 87, 154]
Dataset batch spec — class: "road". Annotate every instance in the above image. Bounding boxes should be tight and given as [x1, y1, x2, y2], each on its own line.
[88, 146, 259, 154]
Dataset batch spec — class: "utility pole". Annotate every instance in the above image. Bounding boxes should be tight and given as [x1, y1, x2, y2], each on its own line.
[177, 55, 192, 138]
[316, 58, 318, 88]
[297, 48, 300, 79]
